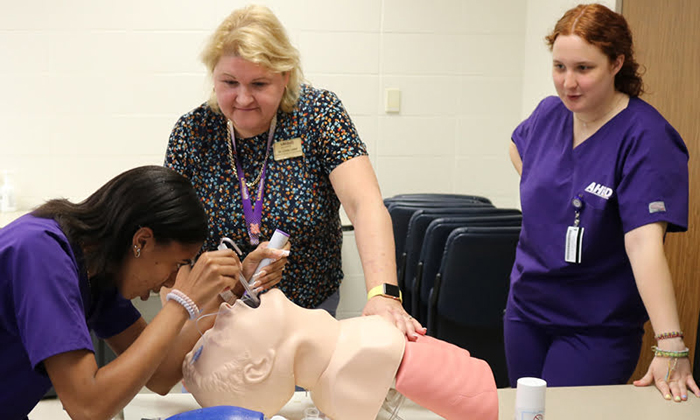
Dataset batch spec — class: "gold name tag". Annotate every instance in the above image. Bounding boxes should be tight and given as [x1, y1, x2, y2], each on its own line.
[274, 138, 304, 161]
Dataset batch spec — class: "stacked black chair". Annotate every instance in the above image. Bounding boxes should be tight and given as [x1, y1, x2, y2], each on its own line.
[427, 226, 521, 388]
[387, 200, 492, 267]
[412, 213, 522, 325]
[384, 194, 492, 313]
[403, 208, 521, 321]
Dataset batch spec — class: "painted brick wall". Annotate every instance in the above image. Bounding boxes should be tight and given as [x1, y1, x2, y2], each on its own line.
[0, 0, 615, 318]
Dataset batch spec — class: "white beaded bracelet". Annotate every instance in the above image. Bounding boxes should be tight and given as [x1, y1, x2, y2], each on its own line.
[166, 289, 200, 320]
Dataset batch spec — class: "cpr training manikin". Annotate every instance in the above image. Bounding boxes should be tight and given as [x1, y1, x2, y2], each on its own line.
[182, 289, 498, 420]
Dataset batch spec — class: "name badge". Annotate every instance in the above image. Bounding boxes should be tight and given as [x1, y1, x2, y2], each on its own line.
[565, 226, 584, 263]
[274, 138, 304, 161]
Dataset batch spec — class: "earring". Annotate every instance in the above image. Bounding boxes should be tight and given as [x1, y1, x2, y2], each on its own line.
[133, 245, 141, 258]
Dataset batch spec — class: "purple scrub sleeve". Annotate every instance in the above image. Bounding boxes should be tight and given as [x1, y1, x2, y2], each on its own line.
[0, 215, 141, 420]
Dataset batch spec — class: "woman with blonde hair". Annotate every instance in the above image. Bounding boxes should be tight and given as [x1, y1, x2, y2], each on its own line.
[166, 5, 423, 338]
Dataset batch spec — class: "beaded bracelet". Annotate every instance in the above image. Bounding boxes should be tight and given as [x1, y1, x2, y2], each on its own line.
[651, 346, 690, 358]
[166, 289, 200, 320]
[654, 331, 684, 340]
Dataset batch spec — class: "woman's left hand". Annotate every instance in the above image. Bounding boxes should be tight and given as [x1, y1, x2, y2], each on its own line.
[363, 297, 426, 341]
[633, 356, 700, 402]
[241, 241, 291, 293]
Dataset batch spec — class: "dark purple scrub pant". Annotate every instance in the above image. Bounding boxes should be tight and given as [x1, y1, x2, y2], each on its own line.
[504, 319, 645, 387]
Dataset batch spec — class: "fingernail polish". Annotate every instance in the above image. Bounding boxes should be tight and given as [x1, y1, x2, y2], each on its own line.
[674, 396, 681, 402]
[665, 394, 672, 400]
[682, 394, 687, 400]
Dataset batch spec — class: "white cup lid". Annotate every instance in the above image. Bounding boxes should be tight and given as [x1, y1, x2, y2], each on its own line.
[515, 377, 547, 408]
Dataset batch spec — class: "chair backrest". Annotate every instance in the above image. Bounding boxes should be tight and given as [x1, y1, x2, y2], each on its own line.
[384, 195, 492, 220]
[388, 203, 483, 266]
[385, 193, 492, 206]
[427, 226, 521, 388]
[401, 206, 509, 314]
[386, 201, 493, 307]
[413, 214, 522, 324]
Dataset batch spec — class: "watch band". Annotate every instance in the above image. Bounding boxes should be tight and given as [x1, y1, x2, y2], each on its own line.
[367, 283, 402, 303]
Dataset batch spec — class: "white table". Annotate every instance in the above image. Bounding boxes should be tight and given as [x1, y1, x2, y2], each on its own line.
[29, 391, 448, 420]
[30, 385, 700, 419]
[498, 384, 700, 419]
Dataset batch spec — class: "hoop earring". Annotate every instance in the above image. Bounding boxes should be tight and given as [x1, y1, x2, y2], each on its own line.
[133, 245, 141, 258]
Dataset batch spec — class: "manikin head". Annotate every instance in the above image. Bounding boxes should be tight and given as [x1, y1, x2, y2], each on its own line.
[182, 289, 338, 416]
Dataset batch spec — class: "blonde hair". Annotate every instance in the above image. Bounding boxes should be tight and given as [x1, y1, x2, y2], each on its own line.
[201, 4, 303, 113]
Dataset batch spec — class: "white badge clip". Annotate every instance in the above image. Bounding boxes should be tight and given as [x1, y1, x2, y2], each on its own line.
[565, 195, 585, 263]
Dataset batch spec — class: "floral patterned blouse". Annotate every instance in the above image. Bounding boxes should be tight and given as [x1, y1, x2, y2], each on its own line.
[165, 84, 367, 308]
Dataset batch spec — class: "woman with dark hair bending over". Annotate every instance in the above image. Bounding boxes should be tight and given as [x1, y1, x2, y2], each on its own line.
[506, 3, 698, 401]
[0, 165, 287, 420]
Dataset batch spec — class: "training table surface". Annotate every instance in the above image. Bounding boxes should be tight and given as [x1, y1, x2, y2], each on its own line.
[29, 384, 700, 419]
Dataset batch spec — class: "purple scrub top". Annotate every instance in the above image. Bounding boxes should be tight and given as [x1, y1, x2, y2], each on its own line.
[0, 215, 141, 420]
[507, 96, 688, 328]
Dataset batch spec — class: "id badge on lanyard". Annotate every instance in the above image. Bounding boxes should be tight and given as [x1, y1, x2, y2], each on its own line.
[565, 195, 584, 263]
[228, 117, 277, 245]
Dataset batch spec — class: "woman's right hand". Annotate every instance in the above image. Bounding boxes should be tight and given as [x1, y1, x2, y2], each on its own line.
[171, 249, 242, 308]
[241, 241, 291, 293]
[634, 353, 700, 402]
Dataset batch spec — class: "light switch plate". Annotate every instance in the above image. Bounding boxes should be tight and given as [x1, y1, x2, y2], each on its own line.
[385, 88, 401, 113]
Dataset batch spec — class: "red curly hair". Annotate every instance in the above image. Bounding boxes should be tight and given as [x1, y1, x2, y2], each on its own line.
[545, 3, 644, 97]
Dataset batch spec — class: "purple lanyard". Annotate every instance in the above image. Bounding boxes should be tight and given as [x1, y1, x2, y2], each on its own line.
[228, 116, 277, 245]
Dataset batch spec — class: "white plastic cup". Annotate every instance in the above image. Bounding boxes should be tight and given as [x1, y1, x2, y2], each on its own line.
[514, 377, 546, 420]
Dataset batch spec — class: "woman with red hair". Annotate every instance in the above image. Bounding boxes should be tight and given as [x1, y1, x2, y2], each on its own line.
[505, 3, 697, 402]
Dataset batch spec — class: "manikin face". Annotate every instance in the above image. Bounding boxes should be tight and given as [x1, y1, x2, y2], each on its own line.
[118, 238, 201, 301]
[183, 289, 296, 415]
[551, 34, 623, 117]
[213, 55, 289, 138]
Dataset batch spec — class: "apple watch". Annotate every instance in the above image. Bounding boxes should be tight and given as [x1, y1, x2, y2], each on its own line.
[367, 283, 402, 303]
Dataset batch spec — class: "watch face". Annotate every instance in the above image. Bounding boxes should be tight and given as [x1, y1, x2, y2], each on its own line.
[384, 283, 401, 298]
